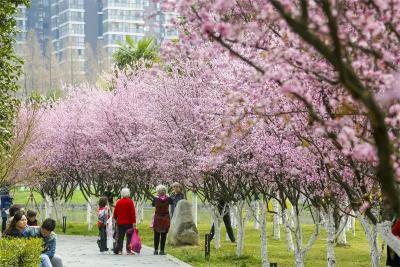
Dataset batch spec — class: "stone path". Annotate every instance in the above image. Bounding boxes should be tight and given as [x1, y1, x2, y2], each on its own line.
[56, 235, 192, 267]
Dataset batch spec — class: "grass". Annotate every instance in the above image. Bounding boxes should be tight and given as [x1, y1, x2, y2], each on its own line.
[55, 219, 384, 267]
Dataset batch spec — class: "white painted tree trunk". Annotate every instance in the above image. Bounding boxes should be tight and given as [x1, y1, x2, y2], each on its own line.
[350, 212, 356, 237]
[231, 206, 237, 228]
[192, 192, 198, 227]
[360, 216, 380, 267]
[325, 208, 336, 267]
[283, 208, 294, 252]
[134, 198, 145, 224]
[213, 215, 222, 249]
[292, 209, 320, 267]
[253, 201, 260, 230]
[337, 216, 348, 246]
[234, 201, 247, 256]
[273, 199, 281, 240]
[378, 221, 400, 256]
[44, 194, 53, 219]
[86, 197, 96, 231]
[260, 201, 270, 267]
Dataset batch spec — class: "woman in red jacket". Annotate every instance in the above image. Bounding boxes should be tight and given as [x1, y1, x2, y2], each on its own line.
[113, 188, 136, 255]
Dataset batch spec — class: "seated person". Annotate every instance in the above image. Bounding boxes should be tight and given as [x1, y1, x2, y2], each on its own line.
[27, 210, 38, 226]
[3, 210, 27, 238]
[6, 204, 24, 229]
[4, 211, 52, 267]
[24, 218, 64, 267]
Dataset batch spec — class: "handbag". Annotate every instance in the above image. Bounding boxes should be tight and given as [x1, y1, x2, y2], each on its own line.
[130, 228, 142, 253]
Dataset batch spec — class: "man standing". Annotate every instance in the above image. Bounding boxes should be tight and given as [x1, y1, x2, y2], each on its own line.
[24, 218, 64, 267]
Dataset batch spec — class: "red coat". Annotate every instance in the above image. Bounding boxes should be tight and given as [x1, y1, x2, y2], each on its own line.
[113, 197, 136, 225]
[392, 218, 400, 237]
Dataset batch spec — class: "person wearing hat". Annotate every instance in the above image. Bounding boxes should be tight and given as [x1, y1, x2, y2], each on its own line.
[169, 182, 186, 218]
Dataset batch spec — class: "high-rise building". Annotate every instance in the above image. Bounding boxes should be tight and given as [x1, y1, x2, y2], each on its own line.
[15, 5, 28, 45]
[28, 0, 51, 52]
[17, 0, 178, 72]
[99, 0, 147, 55]
[50, 0, 85, 72]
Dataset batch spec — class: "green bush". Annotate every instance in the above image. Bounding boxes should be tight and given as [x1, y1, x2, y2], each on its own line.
[0, 238, 42, 267]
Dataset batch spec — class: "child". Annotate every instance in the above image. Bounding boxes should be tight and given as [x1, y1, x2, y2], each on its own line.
[97, 196, 109, 253]
[27, 210, 38, 226]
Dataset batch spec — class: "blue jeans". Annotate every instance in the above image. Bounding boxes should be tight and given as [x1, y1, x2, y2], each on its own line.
[40, 254, 52, 267]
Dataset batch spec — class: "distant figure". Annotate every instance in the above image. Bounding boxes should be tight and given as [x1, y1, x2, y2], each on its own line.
[104, 185, 114, 207]
[113, 188, 136, 255]
[169, 182, 185, 218]
[97, 196, 110, 253]
[27, 210, 38, 226]
[209, 199, 235, 243]
[0, 186, 13, 232]
[152, 184, 173, 255]
[24, 218, 64, 267]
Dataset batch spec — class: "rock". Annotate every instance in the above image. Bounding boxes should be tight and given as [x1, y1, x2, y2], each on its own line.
[168, 200, 199, 246]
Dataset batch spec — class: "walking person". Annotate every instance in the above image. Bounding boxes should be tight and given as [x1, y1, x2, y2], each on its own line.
[169, 182, 185, 218]
[152, 185, 173, 255]
[97, 196, 110, 253]
[113, 188, 136, 255]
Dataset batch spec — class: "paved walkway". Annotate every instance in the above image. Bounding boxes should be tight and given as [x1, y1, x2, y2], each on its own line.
[56, 235, 192, 267]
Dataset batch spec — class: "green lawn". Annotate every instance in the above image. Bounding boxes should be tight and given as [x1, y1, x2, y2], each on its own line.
[55, 220, 382, 267]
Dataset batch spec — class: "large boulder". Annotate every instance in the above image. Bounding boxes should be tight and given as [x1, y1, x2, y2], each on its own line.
[168, 200, 199, 246]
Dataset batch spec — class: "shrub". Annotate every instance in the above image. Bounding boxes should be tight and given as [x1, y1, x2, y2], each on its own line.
[0, 237, 42, 267]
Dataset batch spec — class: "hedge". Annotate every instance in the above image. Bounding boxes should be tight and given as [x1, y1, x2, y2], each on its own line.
[0, 237, 42, 267]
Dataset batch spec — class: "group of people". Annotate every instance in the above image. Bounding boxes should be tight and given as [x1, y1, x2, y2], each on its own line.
[0, 187, 63, 267]
[99, 182, 185, 256]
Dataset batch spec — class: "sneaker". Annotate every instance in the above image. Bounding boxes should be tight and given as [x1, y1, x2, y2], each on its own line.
[153, 250, 159, 255]
[127, 251, 136, 255]
[159, 251, 166, 255]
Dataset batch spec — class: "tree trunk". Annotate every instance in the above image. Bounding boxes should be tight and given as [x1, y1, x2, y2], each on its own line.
[231, 205, 237, 228]
[337, 216, 348, 246]
[292, 208, 320, 267]
[253, 200, 260, 230]
[361, 216, 380, 267]
[283, 208, 294, 251]
[234, 201, 246, 256]
[294, 252, 305, 267]
[44, 193, 53, 219]
[350, 212, 356, 237]
[214, 216, 222, 249]
[192, 192, 198, 227]
[134, 198, 145, 224]
[325, 208, 336, 267]
[260, 201, 270, 267]
[86, 197, 95, 231]
[273, 199, 281, 240]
